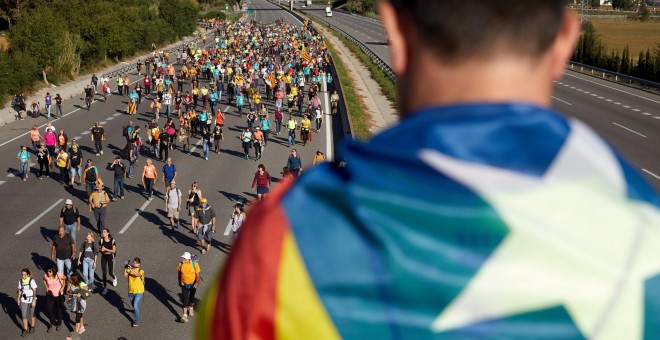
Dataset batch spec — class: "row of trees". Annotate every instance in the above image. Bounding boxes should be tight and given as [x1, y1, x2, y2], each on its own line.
[0, 0, 199, 106]
[573, 21, 660, 83]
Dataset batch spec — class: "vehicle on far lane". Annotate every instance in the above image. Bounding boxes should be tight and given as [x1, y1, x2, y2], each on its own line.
[326, 7, 332, 17]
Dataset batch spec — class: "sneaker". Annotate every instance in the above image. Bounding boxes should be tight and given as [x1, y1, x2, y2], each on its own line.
[21, 329, 27, 337]
[111, 197, 117, 202]
[78, 326, 85, 334]
[176, 222, 181, 229]
[102, 288, 108, 295]
[100, 150, 104, 155]
[189, 309, 195, 317]
[205, 157, 208, 160]
[148, 197, 153, 201]
[201, 248, 206, 255]
[112, 276, 117, 287]
[121, 196, 125, 200]
[96, 153, 100, 156]
[207, 243, 211, 251]
[47, 327, 53, 333]
[29, 326, 35, 333]
[181, 314, 188, 323]
[132, 322, 139, 327]
[88, 287, 94, 293]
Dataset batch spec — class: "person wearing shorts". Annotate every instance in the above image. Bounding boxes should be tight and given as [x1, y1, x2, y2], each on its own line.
[17, 268, 37, 336]
[165, 181, 182, 231]
[193, 198, 216, 254]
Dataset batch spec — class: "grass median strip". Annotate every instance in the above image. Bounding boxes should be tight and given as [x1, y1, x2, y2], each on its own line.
[325, 39, 372, 139]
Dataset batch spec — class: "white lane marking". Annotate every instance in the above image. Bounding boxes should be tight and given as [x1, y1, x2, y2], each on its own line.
[113, 113, 122, 117]
[584, 91, 590, 94]
[16, 199, 64, 235]
[119, 199, 152, 234]
[552, 96, 572, 106]
[643, 112, 652, 116]
[598, 96, 604, 99]
[642, 169, 660, 181]
[632, 109, 641, 112]
[614, 102, 621, 105]
[654, 116, 660, 120]
[612, 122, 646, 138]
[223, 220, 233, 236]
[564, 72, 660, 105]
[106, 117, 114, 121]
[81, 131, 90, 135]
[0, 180, 5, 186]
[7, 172, 15, 177]
[623, 105, 631, 109]
[570, 86, 576, 89]
[590, 94, 598, 97]
[606, 99, 613, 102]
[99, 121, 107, 125]
[73, 136, 82, 141]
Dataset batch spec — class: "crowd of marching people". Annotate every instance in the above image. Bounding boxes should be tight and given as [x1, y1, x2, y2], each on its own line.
[13, 17, 332, 336]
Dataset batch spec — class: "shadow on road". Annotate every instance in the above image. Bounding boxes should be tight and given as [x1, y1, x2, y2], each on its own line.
[144, 278, 181, 321]
[31, 252, 54, 273]
[99, 288, 134, 324]
[0, 292, 23, 331]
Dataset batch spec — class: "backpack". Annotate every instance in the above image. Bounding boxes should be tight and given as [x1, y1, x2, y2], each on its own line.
[99, 237, 116, 258]
[120, 144, 132, 160]
[178, 257, 201, 286]
[19, 278, 36, 303]
[122, 126, 130, 138]
[85, 166, 97, 183]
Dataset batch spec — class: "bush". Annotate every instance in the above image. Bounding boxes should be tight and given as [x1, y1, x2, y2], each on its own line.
[199, 10, 227, 20]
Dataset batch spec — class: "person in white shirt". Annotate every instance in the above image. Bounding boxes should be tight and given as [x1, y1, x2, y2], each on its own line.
[165, 181, 182, 231]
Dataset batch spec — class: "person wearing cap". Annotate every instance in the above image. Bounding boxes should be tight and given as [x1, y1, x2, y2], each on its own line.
[89, 183, 109, 234]
[68, 143, 83, 188]
[36, 143, 51, 180]
[165, 181, 182, 231]
[177, 252, 200, 323]
[60, 199, 81, 246]
[193, 198, 216, 255]
[90, 123, 105, 156]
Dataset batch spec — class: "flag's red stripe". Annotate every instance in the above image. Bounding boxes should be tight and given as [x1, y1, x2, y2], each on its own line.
[212, 180, 295, 340]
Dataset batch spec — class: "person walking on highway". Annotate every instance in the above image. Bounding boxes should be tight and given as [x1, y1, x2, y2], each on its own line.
[253, 127, 264, 160]
[68, 144, 83, 188]
[150, 98, 161, 120]
[83, 159, 101, 199]
[89, 183, 109, 234]
[55, 147, 70, 185]
[187, 182, 202, 227]
[99, 228, 117, 296]
[44, 92, 53, 119]
[177, 252, 200, 323]
[36, 144, 51, 180]
[193, 198, 216, 254]
[77, 232, 98, 292]
[286, 115, 297, 147]
[166, 181, 183, 231]
[54, 93, 63, 118]
[231, 203, 246, 241]
[240, 127, 252, 160]
[60, 199, 81, 246]
[30, 125, 42, 152]
[162, 157, 177, 189]
[17, 145, 31, 182]
[111, 156, 126, 200]
[286, 149, 302, 179]
[52, 226, 75, 278]
[90, 122, 105, 156]
[67, 273, 89, 335]
[43, 265, 65, 333]
[116, 75, 124, 96]
[142, 158, 157, 200]
[251, 164, 271, 200]
[124, 257, 145, 327]
[17, 268, 38, 337]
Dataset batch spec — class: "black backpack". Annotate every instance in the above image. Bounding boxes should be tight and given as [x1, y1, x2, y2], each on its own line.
[85, 166, 97, 183]
[122, 126, 129, 138]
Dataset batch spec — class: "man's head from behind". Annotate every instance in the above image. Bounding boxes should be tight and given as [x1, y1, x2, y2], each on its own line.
[379, 0, 580, 112]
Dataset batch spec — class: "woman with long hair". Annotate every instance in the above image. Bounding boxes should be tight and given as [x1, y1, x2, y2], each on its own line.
[43, 265, 65, 332]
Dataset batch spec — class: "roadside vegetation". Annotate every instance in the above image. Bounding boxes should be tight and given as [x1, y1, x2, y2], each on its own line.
[0, 0, 221, 106]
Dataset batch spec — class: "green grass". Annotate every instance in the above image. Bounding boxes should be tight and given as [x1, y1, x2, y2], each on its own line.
[227, 12, 243, 22]
[325, 39, 372, 139]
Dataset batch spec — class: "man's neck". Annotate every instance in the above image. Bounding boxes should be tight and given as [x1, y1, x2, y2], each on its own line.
[404, 52, 554, 115]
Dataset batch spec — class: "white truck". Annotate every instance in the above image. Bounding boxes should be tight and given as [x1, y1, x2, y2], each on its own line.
[326, 6, 333, 17]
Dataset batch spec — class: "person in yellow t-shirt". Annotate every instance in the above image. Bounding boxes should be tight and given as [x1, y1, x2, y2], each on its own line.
[300, 114, 312, 146]
[124, 257, 144, 327]
[177, 252, 200, 323]
[56, 148, 69, 184]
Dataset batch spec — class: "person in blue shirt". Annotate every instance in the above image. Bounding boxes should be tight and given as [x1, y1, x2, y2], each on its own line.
[17, 145, 31, 181]
[161, 158, 177, 190]
[209, 90, 219, 114]
[259, 113, 271, 146]
[236, 93, 245, 116]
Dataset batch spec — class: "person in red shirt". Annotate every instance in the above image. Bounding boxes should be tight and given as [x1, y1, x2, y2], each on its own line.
[250, 164, 271, 200]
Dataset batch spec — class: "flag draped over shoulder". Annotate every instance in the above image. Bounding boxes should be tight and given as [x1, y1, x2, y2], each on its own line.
[301, 47, 312, 63]
[199, 104, 660, 340]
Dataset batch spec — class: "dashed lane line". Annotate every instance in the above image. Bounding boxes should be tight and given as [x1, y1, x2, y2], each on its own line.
[119, 199, 152, 234]
[16, 199, 64, 235]
[552, 96, 572, 106]
[613, 122, 646, 138]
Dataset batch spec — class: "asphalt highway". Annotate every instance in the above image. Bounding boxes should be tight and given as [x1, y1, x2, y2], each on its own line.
[299, 4, 660, 190]
[0, 4, 343, 338]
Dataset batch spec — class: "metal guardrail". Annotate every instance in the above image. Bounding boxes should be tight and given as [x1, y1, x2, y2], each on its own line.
[567, 61, 660, 90]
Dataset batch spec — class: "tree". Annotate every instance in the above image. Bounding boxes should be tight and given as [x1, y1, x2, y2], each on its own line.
[611, 0, 637, 10]
[638, 2, 651, 21]
[0, 0, 31, 28]
[9, 6, 67, 83]
[589, 0, 601, 8]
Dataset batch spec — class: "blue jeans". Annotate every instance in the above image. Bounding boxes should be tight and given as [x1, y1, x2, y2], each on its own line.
[128, 162, 135, 178]
[145, 178, 154, 198]
[203, 140, 209, 158]
[165, 104, 171, 118]
[129, 293, 143, 323]
[82, 257, 95, 286]
[288, 130, 295, 146]
[57, 258, 72, 278]
[19, 160, 29, 179]
[114, 176, 125, 197]
[65, 223, 78, 246]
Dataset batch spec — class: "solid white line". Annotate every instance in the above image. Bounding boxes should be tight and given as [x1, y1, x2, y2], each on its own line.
[119, 199, 152, 234]
[612, 123, 646, 138]
[642, 169, 660, 181]
[564, 72, 660, 105]
[223, 219, 232, 236]
[552, 96, 572, 106]
[16, 199, 64, 235]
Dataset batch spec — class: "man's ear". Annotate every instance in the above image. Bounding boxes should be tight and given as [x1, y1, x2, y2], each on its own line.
[379, 1, 408, 76]
[550, 10, 581, 81]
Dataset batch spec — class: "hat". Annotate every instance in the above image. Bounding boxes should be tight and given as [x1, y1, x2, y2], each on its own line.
[71, 145, 78, 149]
[171, 181, 176, 185]
[200, 198, 208, 203]
[181, 252, 192, 260]
[65, 199, 73, 205]
[255, 127, 260, 130]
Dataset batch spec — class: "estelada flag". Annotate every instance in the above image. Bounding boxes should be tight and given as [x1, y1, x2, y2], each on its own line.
[301, 47, 312, 63]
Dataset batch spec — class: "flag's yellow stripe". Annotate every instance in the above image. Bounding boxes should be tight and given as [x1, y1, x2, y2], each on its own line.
[276, 233, 340, 339]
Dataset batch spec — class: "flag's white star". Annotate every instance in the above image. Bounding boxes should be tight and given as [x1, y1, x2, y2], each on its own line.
[419, 120, 660, 339]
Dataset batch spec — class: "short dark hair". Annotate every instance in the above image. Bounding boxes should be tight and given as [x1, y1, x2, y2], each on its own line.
[389, 0, 569, 62]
